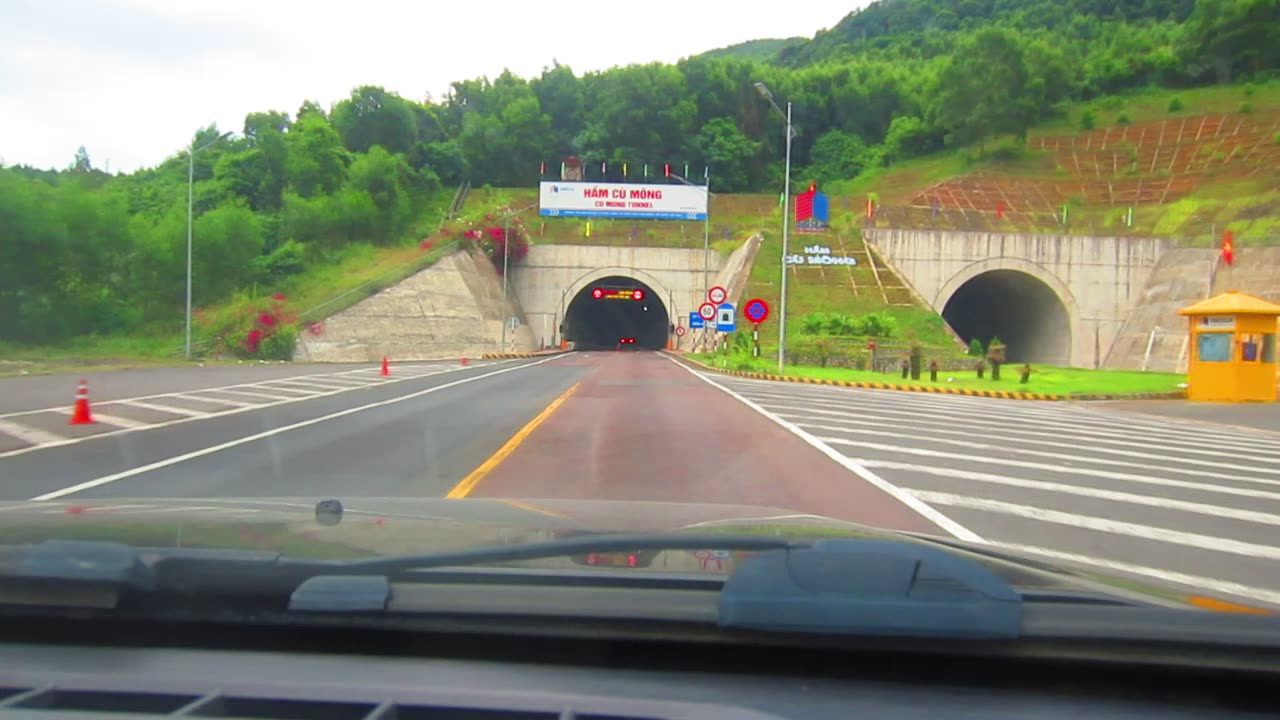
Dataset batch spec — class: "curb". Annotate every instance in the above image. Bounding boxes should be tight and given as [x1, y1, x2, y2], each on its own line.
[668, 353, 1187, 402]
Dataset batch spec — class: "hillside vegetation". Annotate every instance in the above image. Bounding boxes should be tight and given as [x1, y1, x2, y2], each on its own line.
[3, 0, 1277, 359]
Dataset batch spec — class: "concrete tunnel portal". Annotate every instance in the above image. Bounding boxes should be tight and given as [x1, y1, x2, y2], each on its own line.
[941, 269, 1072, 365]
[563, 275, 670, 350]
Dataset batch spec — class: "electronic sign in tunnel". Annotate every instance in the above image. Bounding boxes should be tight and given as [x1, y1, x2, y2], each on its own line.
[564, 276, 670, 350]
[942, 269, 1071, 365]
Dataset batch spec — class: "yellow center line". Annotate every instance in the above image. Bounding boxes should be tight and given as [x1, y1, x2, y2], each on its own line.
[445, 381, 581, 499]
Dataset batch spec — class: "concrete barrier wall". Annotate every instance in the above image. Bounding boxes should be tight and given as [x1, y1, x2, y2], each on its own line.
[294, 248, 535, 362]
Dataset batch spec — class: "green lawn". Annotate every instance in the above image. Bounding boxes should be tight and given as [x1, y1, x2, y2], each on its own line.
[691, 353, 1186, 397]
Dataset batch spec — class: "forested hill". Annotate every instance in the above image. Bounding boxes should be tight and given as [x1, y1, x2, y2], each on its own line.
[3, 0, 1278, 347]
[774, 0, 1201, 66]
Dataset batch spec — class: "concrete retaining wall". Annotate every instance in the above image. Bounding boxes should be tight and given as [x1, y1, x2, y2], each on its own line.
[294, 247, 535, 362]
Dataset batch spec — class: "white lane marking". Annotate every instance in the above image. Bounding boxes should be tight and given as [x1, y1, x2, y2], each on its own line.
[666, 357, 983, 543]
[760, 400, 1280, 467]
[29, 354, 569, 501]
[724, 379, 1280, 451]
[0, 362, 464, 421]
[116, 399, 209, 418]
[203, 388, 296, 402]
[0, 359, 529, 460]
[175, 393, 254, 409]
[0, 418, 69, 446]
[785, 416, 1280, 483]
[735, 385, 1280, 457]
[911, 490, 1280, 561]
[263, 379, 355, 392]
[864, 461, 1280, 525]
[815, 436, 1280, 501]
[994, 543, 1280, 607]
[89, 413, 147, 429]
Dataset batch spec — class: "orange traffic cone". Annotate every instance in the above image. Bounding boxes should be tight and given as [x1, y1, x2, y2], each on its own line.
[380, 356, 390, 376]
[460, 357, 469, 366]
[69, 379, 94, 425]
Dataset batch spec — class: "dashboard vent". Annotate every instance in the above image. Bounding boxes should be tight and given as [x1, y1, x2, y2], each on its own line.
[0, 686, 667, 720]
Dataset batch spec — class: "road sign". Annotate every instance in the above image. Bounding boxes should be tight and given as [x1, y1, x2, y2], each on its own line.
[716, 302, 736, 332]
[744, 297, 769, 324]
[689, 311, 704, 329]
[698, 302, 717, 320]
[708, 285, 728, 305]
[675, 326, 686, 337]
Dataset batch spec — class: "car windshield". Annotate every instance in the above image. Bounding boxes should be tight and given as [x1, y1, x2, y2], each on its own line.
[3, 0, 1280, 646]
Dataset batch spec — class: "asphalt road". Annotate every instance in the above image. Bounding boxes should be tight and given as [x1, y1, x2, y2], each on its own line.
[2, 350, 1278, 607]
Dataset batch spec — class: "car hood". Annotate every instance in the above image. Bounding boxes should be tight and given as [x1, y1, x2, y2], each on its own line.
[0, 496, 1271, 614]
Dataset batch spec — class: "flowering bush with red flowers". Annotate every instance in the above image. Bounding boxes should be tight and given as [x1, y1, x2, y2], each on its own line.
[458, 219, 529, 275]
[197, 292, 299, 360]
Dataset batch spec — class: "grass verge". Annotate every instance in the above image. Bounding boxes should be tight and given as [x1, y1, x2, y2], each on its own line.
[689, 352, 1186, 398]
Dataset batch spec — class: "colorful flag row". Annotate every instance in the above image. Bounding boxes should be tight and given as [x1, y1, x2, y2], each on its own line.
[538, 162, 710, 181]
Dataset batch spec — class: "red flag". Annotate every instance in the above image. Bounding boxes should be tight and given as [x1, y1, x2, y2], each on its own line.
[1222, 229, 1235, 266]
[996, 201, 1006, 219]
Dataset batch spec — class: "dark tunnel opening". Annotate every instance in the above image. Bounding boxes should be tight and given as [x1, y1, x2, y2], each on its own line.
[564, 276, 670, 350]
[941, 270, 1071, 364]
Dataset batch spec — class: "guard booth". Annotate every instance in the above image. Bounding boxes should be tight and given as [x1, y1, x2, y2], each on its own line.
[1177, 290, 1280, 402]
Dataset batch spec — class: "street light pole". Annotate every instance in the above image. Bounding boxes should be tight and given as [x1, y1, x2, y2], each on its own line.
[185, 131, 231, 360]
[778, 101, 793, 374]
[497, 202, 538, 352]
[501, 213, 511, 352]
[754, 83, 795, 374]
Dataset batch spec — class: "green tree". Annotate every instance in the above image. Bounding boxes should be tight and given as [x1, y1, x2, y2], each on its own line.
[694, 118, 758, 191]
[285, 113, 348, 197]
[330, 86, 419, 156]
[932, 28, 1043, 155]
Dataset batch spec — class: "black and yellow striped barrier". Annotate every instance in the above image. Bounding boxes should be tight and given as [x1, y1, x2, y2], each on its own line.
[481, 352, 552, 359]
[671, 354, 1187, 402]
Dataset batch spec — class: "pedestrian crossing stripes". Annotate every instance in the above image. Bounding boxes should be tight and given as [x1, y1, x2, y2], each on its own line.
[701, 370, 1280, 609]
[0, 359, 513, 457]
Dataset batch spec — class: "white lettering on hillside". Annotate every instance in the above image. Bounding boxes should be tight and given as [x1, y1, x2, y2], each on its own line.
[784, 245, 858, 266]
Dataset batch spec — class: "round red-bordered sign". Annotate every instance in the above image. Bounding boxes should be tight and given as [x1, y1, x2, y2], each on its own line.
[708, 286, 728, 305]
[698, 302, 717, 320]
[675, 326, 686, 337]
[744, 297, 769, 323]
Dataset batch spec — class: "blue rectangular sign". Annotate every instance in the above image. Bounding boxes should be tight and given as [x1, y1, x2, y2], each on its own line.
[690, 311, 704, 329]
[716, 303, 736, 333]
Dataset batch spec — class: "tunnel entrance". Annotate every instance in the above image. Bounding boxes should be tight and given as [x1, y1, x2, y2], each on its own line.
[564, 275, 670, 350]
[941, 270, 1071, 364]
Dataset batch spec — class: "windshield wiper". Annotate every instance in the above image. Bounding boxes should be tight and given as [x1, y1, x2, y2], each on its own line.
[12, 534, 1024, 640]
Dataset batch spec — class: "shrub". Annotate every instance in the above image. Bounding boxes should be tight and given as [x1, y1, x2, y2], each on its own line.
[1167, 97, 1183, 112]
[1116, 111, 1131, 125]
[813, 337, 835, 367]
[1080, 110, 1095, 130]
[1240, 101, 1254, 114]
[968, 338, 985, 356]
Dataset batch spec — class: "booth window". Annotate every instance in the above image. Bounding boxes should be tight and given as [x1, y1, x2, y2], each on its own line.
[1264, 333, 1276, 363]
[1197, 332, 1232, 362]
[1242, 334, 1259, 362]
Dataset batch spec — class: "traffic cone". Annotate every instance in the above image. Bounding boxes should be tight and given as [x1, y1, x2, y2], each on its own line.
[460, 357, 469, 366]
[69, 379, 94, 425]
[380, 356, 390, 376]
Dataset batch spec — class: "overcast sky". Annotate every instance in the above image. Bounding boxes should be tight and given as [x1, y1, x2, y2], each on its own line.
[1, 0, 861, 173]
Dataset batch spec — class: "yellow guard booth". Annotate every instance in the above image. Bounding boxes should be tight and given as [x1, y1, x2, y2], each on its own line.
[1178, 290, 1280, 402]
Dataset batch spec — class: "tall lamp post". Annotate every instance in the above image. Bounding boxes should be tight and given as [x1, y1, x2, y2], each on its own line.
[499, 203, 539, 352]
[754, 82, 794, 374]
[185, 130, 232, 360]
